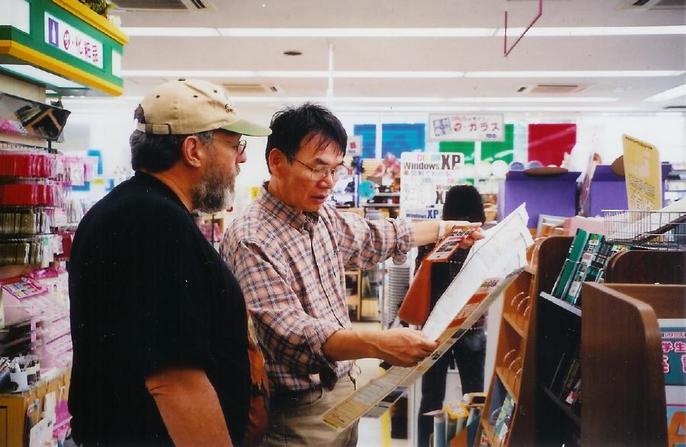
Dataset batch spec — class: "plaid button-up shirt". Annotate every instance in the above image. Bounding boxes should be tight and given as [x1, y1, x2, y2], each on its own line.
[221, 185, 414, 394]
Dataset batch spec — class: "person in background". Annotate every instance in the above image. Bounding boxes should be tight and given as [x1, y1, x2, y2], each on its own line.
[68, 79, 271, 446]
[416, 184, 488, 447]
[221, 103, 483, 447]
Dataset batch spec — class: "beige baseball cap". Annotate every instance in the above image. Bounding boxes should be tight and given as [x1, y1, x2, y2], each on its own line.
[135, 78, 271, 137]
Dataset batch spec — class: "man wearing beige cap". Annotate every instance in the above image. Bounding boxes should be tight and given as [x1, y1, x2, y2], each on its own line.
[68, 79, 271, 446]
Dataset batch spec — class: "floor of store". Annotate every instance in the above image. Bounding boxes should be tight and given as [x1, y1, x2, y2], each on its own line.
[354, 322, 410, 447]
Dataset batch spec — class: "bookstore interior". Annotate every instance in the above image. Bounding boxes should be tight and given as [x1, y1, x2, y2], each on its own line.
[0, 0, 685, 446]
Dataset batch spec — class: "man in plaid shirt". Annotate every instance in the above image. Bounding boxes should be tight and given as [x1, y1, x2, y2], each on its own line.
[222, 104, 482, 446]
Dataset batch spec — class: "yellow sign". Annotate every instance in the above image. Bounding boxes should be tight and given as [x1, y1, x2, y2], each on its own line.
[622, 135, 662, 210]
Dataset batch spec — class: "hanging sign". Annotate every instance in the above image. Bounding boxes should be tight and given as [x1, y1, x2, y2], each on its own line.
[0, 0, 127, 96]
[429, 114, 504, 142]
[45, 12, 104, 68]
[400, 152, 466, 219]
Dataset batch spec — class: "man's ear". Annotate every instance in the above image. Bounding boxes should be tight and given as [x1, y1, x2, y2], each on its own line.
[267, 148, 286, 174]
[180, 136, 204, 168]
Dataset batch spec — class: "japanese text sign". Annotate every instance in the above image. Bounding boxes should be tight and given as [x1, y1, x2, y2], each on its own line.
[429, 114, 504, 142]
[45, 12, 103, 69]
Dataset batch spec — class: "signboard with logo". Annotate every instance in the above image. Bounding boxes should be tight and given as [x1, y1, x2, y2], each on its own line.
[0, 0, 127, 95]
[400, 152, 467, 219]
[45, 12, 104, 68]
[429, 114, 504, 142]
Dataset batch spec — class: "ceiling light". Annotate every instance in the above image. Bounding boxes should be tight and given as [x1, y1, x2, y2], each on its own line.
[330, 106, 639, 112]
[644, 83, 686, 102]
[122, 26, 686, 38]
[216, 28, 496, 37]
[223, 96, 618, 104]
[123, 27, 220, 36]
[495, 25, 686, 37]
[465, 71, 684, 78]
[120, 69, 683, 79]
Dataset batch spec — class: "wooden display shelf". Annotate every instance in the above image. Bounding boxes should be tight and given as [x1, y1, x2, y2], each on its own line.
[539, 291, 582, 317]
[581, 282, 686, 446]
[540, 384, 580, 427]
[502, 312, 526, 338]
[495, 367, 519, 400]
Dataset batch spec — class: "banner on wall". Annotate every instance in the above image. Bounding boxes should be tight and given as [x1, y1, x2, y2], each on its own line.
[400, 152, 465, 219]
[428, 114, 504, 142]
[622, 134, 662, 211]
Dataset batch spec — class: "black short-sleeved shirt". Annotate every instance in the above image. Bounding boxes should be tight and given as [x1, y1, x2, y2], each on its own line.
[68, 172, 251, 446]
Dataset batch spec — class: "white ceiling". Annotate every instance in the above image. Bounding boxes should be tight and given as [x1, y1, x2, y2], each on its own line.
[111, 0, 686, 113]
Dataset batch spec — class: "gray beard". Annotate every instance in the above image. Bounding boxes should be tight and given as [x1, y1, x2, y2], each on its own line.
[191, 168, 236, 213]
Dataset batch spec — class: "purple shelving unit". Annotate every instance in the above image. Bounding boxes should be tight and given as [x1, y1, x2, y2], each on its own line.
[581, 164, 672, 217]
[498, 171, 582, 228]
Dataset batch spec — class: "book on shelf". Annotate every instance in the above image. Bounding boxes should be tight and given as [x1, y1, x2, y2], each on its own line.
[558, 355, 581, 401]
[563, 377, 581, 407]
[564, 233, 604, 304]
[551, 229, 589, 299]
[494, 393, 515, 442]
[548, 346, 580, 399]
[549, 351, 568, 393]
[551, 229, 629, 305]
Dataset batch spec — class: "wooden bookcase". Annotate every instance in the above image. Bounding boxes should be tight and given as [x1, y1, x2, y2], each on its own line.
[479, 236, 572, 446]
[581, 282, 686, 446]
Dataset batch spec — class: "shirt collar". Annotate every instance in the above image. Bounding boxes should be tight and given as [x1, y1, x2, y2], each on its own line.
[258, 182, 320, 233]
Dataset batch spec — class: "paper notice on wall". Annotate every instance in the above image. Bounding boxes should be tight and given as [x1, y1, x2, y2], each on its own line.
[622, 134, 662, 211]
[321, 270, 523, 431]
[423, 203, 533, 340]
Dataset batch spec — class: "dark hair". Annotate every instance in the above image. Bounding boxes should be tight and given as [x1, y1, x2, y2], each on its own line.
[130, 105, 213, 172]
[265, 103, 347, 173]
[442, 184, 486, 223]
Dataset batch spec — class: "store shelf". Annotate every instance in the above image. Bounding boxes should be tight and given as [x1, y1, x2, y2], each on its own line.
[495, 367, 519, 402]
[540, 385, 580, 427]
[539, 291, 582, 317]
[374, 192, 400, 197]
[362, 203, 399, 208]
[502, 312, 526, 338]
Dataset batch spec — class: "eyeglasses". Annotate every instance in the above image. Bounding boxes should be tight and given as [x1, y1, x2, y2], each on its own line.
[233, 139, 247, 155]
[293, 158, 340, 182]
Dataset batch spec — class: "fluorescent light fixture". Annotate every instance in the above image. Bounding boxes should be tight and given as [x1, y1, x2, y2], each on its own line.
[123, 27, 220, 36]
[226, 96, 618, 104]
[334, 71, 464, 78]
[644, 83, 686, 102]
[331, 105, 639, 112]
[121, 69, 683, 79]
[218, 28, 496, 37]
[120, 70, 466, 79]
[122, 70, 261, 78]
[0, 64, 84, 89]
[122, 26, 686, 38]
[496, 25, 686, 37]
[465, 71, 684, 78]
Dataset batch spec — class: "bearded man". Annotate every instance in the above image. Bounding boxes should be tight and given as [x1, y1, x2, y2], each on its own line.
[68, 79, 271, 447]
